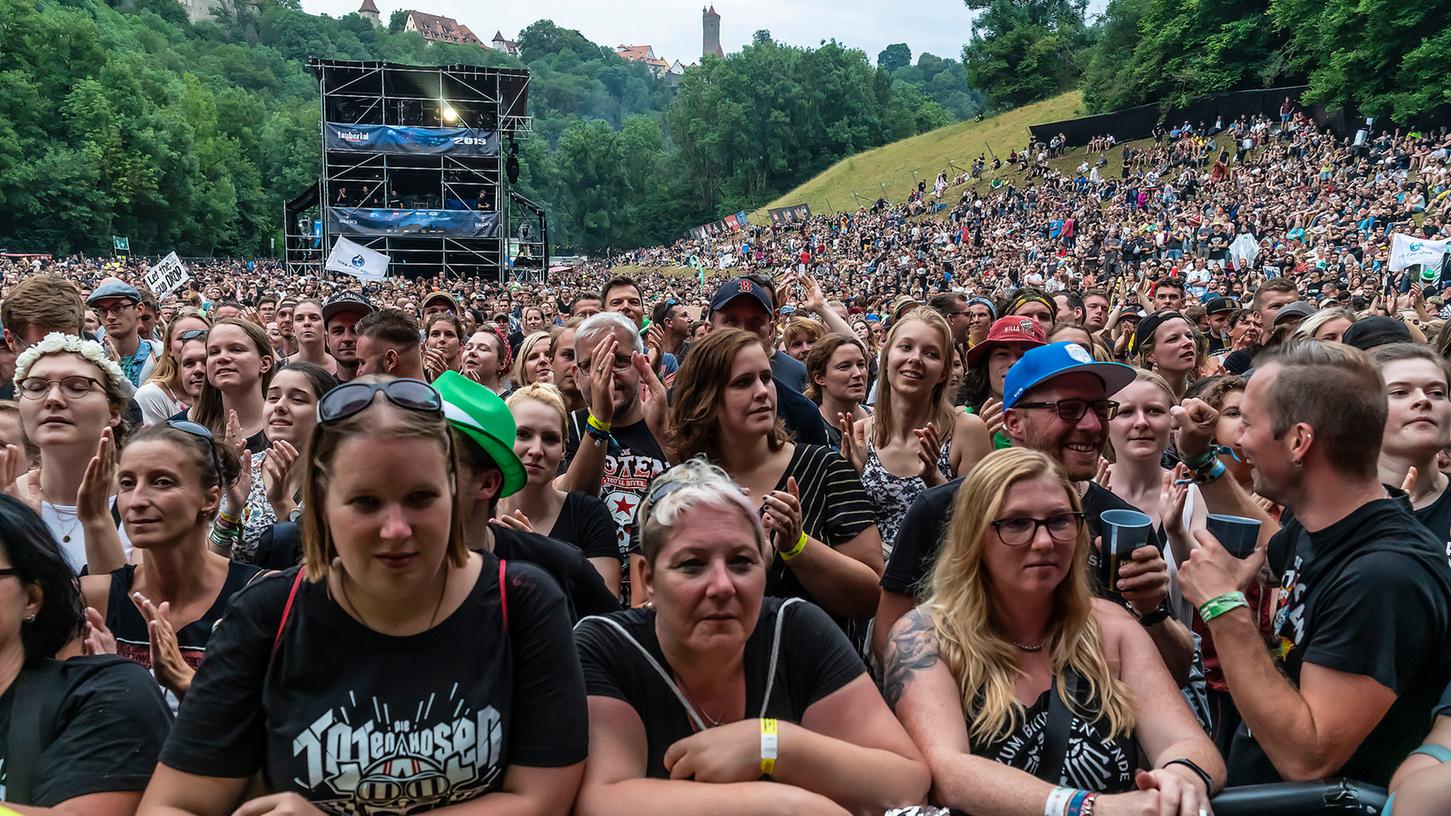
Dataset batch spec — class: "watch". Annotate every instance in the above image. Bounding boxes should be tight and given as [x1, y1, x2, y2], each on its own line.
[1134, 600, 1174, 627]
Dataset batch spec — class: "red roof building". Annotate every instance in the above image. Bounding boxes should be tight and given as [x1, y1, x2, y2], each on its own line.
[616, 44, 671, 77]
[403, 10, 483, 47]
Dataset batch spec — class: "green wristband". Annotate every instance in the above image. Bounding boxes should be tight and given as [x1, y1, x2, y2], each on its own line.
[1199, 591, 1249, 623]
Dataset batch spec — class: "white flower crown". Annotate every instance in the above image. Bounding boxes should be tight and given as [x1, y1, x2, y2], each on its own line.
[13, 332, 129, 393]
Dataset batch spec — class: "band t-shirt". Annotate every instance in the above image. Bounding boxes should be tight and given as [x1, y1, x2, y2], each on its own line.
[575, 598, 864, 778]
[882, 477, 1135, 598]
[1229, 498, 1451, 787]
[160, 560, 589, 815]
[0, 656, 172, 807]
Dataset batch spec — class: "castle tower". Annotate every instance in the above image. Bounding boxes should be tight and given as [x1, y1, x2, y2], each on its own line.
[358, 0, 381, 27]
[702, 6, 723, 59]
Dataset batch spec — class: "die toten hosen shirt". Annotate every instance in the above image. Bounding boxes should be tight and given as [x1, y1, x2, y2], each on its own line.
[1228, 497, 1451, 787]
[159, 560, 588, 816]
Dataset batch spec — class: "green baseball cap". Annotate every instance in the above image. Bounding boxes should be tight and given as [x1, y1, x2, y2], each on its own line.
[431, 370, 527, 498]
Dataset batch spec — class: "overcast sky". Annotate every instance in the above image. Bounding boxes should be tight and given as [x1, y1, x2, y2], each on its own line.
[301, 0, 996, 66]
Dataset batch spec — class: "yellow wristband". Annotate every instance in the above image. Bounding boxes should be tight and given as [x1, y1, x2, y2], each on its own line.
[759, 717, 778, 776]
[586, 412, 611, 433]
[780, 531, 809, 561]
[0, 807, 25, 816]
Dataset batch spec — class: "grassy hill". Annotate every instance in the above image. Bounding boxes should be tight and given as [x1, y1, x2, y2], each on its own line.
[756, 91, 1085, 220]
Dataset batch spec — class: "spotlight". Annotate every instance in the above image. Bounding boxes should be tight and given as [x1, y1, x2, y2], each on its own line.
[442, 104, 459, 124]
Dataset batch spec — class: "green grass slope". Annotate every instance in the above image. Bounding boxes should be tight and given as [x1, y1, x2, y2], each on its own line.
[757, 91, 1085, 219]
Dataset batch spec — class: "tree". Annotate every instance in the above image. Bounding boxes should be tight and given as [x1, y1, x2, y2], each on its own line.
[964, 0, 1090, 111]
[877, 42, 911, 71]
[1080, 0, 1149, 112]
[387, 9, 406, 32]
[752, 29, 771, 45]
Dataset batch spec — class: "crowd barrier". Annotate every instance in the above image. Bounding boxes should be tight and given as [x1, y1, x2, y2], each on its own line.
[1027, 85, 1317, 147]
[1211, 779, 1387, 815]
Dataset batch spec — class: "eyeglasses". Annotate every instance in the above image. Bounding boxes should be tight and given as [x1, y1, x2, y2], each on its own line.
[166, 419, 224, 489]
[317, 379, 442, 425]
[17, 376, 102, 401]
[179, 329, 208, 342]
[0, 568, 20, 579]
[991, 512, 1085, 546]
[93, 302, 136, 316]
[1013, 398, 1120, 422]
[578, 353, 634, 373]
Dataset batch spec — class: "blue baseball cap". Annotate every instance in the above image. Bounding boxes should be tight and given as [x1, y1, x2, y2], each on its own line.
[1003, 342, 1137, 409]
[86, 279, 141, 306]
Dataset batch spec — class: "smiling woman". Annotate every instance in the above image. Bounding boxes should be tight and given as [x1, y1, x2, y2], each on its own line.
[572, 458, 930, 816]
[184, 318, 276, 455]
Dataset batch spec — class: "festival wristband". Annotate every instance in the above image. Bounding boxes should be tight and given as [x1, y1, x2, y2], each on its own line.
[1066, 790, 1091, 816]
[780, 531, 809, 561]
[0, 807, 24, 816]
[586, 412, 611, 433]
[1198, 591, 1249, 623]
[759, 717, 778, 776]
[1079, 793, 1099, 816]
[1164, 758, 1215, 796]
[1043, 786, 1076, 816]
[1180, 448, 1218, 470]
[1192, 458, 1227, 485]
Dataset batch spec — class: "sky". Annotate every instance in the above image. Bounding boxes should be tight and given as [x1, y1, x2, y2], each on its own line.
[300, 0, 989, 66]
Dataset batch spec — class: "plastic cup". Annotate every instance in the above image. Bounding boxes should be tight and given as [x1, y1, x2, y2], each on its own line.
[1099, 508, 1154, 592]
[1207, 513, 1261, 558]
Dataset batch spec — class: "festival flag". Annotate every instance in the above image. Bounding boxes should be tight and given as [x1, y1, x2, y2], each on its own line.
[1389, 233, 1449, 272]
[325, 236, 389, 282]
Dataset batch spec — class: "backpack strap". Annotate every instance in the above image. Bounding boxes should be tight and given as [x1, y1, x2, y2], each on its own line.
[268, 570, 306, 668]
[498, 559, 509, 633]
[6, 659, 67, 805]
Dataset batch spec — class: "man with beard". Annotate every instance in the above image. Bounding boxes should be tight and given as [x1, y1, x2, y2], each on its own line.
[872, 342, 1189, 679]
[322, 291, 373, 383]
[1176, 341, 1451, 787]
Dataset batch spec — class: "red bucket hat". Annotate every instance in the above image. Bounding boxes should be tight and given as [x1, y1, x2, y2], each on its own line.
[966, 315, 1047, 367]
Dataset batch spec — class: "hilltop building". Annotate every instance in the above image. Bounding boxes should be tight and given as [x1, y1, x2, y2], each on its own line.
[357, 0, 381, 27]
[491, 31, 520, 57]
[702, 5, 723, 59]
[403, 10, 483, 46]
[616, 45, 671, 78]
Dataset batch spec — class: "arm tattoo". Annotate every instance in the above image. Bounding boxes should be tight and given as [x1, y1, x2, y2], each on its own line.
[881, 608, 940, 710]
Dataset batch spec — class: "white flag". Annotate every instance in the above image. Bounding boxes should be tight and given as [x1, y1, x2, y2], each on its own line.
[144, 252, 190, 298]
[326, 236, 389, 282]
[1228, 233, 1259, 271]
[1389, 233, 1449, 272]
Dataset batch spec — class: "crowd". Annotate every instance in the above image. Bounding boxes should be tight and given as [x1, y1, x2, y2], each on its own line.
[0, 108, 1449, 816]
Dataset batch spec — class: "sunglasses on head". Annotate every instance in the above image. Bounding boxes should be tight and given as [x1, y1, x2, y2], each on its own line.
[317, 379, 442, 425]
[166, 419, 224, 489]
[179, 329, 208, 342]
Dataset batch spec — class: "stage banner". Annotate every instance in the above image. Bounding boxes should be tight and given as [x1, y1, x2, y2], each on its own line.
[324, 124, 500, 157]
[327, 208, 501, 239]
[767, 203, 812, 226]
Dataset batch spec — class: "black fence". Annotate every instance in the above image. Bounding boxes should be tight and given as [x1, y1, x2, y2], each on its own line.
[1028, 86, 1315, 147]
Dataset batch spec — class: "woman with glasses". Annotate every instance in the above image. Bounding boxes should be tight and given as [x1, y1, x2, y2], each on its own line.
[78, 421, 258, 708]
[214, 362, 337, 564]
[804, 333, 870, 449]
[668, 329, 883, 625]
[461, 327, 510, 394]
[138, 376, 588, 816]
[845, 308, 990, 556]
[422, 312, 464, 381]
[884, 448, 1223, 815]
[499, 383, 621, 595]
[135, 316, 210, 426]
[184, 318, 275, 456]
[511, 331, 555, 389]
[573, 459, 930, 816]
[11, 333, 133, 575]
[0, 493, 172, 813]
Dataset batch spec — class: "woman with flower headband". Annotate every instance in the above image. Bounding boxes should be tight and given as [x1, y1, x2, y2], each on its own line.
[573, 458, 930, 816]
[8, 333, 133, 575]
[139, 376, 587, 815]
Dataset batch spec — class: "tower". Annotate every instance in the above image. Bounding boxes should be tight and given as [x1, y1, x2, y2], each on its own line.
[702, 6, 723, 59]
[358, 0, 381, 27]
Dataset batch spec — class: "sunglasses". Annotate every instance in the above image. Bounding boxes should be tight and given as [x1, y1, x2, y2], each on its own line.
[317, 379, 442, 425]
[166, 419, 224, 489]
[179, 329, 208, 342]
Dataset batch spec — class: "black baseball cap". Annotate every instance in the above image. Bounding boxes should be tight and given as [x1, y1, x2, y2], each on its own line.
[322, 291, 375, 323]
[709, 278, 774, 316]
[1341, 316, 1411, 351]
[1204, 296, 1234, 315]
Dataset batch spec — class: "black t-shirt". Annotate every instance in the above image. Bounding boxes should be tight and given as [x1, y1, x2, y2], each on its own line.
[166, 408, 268, 454]
[882, 478, 1134, 597]
[1229, 498, 1451, 787]
[0, 656, 172, 806]
[776, 377, 832, 446]
[160, 560, 589, 812]
[489, 523, 620, 620]
[1413, 485, 1451, 561]
[549, 491, 620, 563]
[575, 598, 864, 778]
[563, 410, 668, 587]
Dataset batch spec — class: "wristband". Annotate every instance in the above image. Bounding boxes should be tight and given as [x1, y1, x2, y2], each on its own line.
[780, 531, 809, 561]
[1180, 448, 1218, 470]
[218, 508, 242, 525]
[1164, 758, 1215, 796]
[1198, 591, 1249, 623]
[1043, 786, 1076, 816]
[0, 807, 25, 816]
[759, 717, 778, 776]
[1409, 743, 1451, 764]
[1192, 458, 1227, 485]
[586, 412, 611, 433]
[1080, 793, 1099, 816]
[1066, 790, 1091, 816]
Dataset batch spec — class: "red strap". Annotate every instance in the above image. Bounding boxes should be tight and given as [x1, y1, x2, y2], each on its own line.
[269, 570, 306, 665]
[498, 559, 509, 633]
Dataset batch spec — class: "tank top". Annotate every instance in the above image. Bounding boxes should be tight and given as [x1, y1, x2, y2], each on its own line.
[970, 668, 1138, 793]
[860, 437, 952, 557]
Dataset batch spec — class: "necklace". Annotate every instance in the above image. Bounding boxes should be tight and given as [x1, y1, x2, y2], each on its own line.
[338, 561, 449, 632]
[40, 488, 81, 545]
[673, 675, 729, 729]
[1013, 640, 1045, 652]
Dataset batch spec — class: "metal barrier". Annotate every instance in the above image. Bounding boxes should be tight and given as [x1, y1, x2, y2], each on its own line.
[1211, 779, 1388, 815]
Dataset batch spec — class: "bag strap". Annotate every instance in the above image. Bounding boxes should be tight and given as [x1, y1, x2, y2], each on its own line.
[498, 559, 509, 633]
[6, 659, 66, 805]
[268, 570, 306, 668]
[577, 614, 710, 732]
[1037, 668, 1081, 785]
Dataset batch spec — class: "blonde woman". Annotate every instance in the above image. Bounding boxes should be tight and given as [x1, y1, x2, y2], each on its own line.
[1291, 307, 1357, 344]
[511, 330, 555, 388]
[841, 307, 990, 555]
[884, 448, 1222, 815]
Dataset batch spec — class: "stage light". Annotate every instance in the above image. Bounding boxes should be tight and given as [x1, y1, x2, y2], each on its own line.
[442, 104, 459, 123]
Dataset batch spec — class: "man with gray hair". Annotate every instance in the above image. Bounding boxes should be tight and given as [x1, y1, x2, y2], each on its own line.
[560, 311, 668, 607]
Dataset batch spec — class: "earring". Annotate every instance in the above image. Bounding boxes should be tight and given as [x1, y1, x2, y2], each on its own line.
[23, 614, 35, 622]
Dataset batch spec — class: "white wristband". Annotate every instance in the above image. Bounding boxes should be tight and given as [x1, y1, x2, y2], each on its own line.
[1044, 786, 1075, 816]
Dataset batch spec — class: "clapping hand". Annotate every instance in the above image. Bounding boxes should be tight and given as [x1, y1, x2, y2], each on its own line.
[81, 607, 116, 656]
[914, 421, 945, 487]
[837, 412, 866, 473]
[494, 508, 536, 534]
[262, 441, 301, 519]
[133, 592, 195, 698]
[762, 477, 804, 559]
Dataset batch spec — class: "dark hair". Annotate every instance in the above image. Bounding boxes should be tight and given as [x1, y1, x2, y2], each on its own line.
[357, 308, 422, 346]
[273, 361, 338, 404]
[1228, 308, 1255, 329]
[669, 328, 787, 462]
[651, 298, 682, 327]
[0, 494, 85, 663]
[127, 421, 243, 497]
[927, 292, 967, 317]
[600, 277, 642, 306]
[1155, 277, 1186, 293]
[424, 312, 465, 341]
[1185, 374, 1246, 412]
[192, 318, 276, 435]
[804, 332, 866, 403]
[569, 293, 601, 312]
